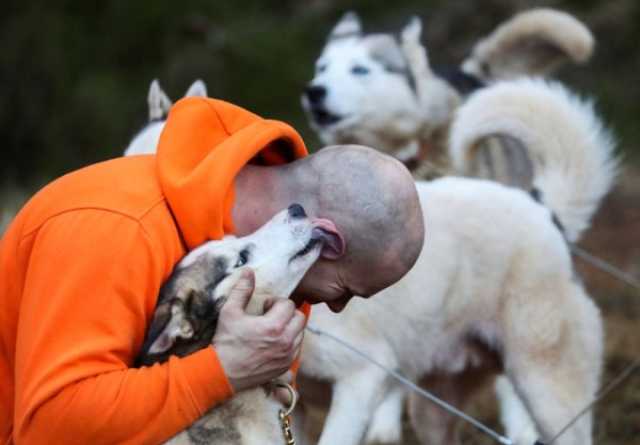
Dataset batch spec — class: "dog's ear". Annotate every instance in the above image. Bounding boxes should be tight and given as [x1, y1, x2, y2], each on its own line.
[184, 79, 208, 98]
[401, 16, 423, 48]
[147, 79, 173, 121]
[329, 11, 362, 40]
[145, 298, 195, 355]
[364, 34, 406, 73]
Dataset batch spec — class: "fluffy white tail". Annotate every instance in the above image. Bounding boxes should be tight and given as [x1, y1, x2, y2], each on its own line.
[449, 78, 618, 242]
[462, 8, 594, 81]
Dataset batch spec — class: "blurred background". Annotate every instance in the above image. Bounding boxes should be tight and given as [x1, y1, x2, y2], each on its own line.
[1, 0, 638, 443]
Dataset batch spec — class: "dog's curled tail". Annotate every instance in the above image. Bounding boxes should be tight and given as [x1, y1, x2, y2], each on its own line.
[462, 8, 594, 81]
[449, 78, 618, 243]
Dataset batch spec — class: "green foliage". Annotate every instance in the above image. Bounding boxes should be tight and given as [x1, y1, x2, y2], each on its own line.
[1, 0, 638, 186]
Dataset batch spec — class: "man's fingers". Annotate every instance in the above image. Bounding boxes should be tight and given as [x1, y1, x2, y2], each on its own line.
[223, 268, 255, 314]
[281, 310, 306, 347]
[262, 297, 276, 313]
[262, 298, 296, 330]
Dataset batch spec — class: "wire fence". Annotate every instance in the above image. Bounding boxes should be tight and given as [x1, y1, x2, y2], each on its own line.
[305, 244, 640, 445]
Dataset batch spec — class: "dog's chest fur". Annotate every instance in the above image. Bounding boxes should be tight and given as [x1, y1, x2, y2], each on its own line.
[165, 390, 284, 445]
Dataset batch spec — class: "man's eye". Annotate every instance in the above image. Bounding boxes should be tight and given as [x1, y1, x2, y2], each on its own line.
[235, 249, 250, 267]
[351, 65, 370, 75]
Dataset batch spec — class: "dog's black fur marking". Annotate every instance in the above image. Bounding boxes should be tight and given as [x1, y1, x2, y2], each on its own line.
[136, 254, 231, 367]
[186, 401, 243, 444]
[434, 66, 486, 96]
[529, 187, 567, 238]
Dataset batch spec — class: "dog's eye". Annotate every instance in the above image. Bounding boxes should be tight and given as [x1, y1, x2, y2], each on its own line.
[235, 249, 250, 268]
[316, 63, 327, 74]
[351, 65, 370, 76]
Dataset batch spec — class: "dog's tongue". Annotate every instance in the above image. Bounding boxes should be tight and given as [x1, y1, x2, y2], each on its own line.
[311, 218, 345, 260]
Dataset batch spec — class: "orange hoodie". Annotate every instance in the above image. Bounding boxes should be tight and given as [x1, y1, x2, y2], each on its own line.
[0, 97, 309, 445]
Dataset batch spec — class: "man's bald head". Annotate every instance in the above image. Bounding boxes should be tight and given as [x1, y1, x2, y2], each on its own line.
[233, 145, 424, 310]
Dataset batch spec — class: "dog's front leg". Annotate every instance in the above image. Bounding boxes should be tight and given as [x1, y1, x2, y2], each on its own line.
[317, 367, 390, 445]
[364, 384, 405, 444]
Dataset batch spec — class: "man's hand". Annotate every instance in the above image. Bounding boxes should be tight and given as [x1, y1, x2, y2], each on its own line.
[212, 269, 306, 392]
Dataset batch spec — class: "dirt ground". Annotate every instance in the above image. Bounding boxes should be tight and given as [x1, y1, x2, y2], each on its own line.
[299, 169, 640, 445]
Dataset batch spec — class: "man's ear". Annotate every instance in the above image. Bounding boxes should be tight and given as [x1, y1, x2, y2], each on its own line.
[329, 11, 362, 41]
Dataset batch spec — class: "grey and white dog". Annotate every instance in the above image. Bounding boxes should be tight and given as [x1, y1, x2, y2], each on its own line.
[137, 204, 337, 445]
[302, 9, 594, 185]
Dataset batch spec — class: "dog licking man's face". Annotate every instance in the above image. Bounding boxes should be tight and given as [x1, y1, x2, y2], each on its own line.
[137, 204, 342, 366]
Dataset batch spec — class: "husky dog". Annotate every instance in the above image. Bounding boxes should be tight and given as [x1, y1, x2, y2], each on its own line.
[302, 9, 594, 186]
[299, 78, 617, 445]
[137, 204, 338, 444]
[124, 79, 207, 156]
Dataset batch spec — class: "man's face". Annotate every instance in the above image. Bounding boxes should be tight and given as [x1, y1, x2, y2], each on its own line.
[292, 257, 380, 313]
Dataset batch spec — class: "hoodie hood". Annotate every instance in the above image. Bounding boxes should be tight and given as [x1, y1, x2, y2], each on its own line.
[157, 97, 308, 249]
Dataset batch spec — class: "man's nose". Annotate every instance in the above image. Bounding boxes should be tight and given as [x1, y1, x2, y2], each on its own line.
[288, 203, 307, 219]
[305, 85, 326, 105]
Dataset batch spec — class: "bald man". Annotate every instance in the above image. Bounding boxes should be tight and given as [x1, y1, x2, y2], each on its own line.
[0, 97, 423, 444]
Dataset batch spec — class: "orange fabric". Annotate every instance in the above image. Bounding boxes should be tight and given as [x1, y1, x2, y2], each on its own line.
[0, 97, 309, 445]
[289, 303, 312, 381]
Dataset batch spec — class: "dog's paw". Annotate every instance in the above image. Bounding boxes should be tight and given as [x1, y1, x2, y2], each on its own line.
[364, 419, 402, 445]
[364, 402, 403, 445]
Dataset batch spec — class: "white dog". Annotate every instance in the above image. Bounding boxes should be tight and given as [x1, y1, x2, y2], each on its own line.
[301, 10, 594, 185]
[137, 204, 336, 444]
[124, 78, 207, 156]
[298, 78, 617, 445]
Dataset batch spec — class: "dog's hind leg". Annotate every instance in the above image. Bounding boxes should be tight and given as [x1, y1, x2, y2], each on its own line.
[502, 283, 603, 445]
[495, 375, 538, 444]
[364, 385, 405, 444]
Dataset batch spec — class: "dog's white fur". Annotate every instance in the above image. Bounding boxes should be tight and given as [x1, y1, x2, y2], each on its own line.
[298, 79, 616, 445]
[449, 78, 617, 243]
[124, 79, 207, 156]
[462, 8, 594, 82]
[302, 10, 595, 182]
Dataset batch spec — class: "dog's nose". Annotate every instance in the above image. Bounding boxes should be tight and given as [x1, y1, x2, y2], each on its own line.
[305, 85, 326, 105]
[288, 203, 307, 219]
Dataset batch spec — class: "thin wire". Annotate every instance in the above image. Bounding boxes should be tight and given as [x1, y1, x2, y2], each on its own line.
[305, 245, 639, 445]
[571, 245, 640, 290]
[546, 357, 640, 444]
[305, 324, 514, 445]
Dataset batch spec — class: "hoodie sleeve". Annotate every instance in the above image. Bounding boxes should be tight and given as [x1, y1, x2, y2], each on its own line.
[13, 209, 233, 445]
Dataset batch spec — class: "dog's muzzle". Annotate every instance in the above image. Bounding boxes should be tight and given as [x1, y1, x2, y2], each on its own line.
[304, 85, 342, 126]
[305, 85, 326, 105]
